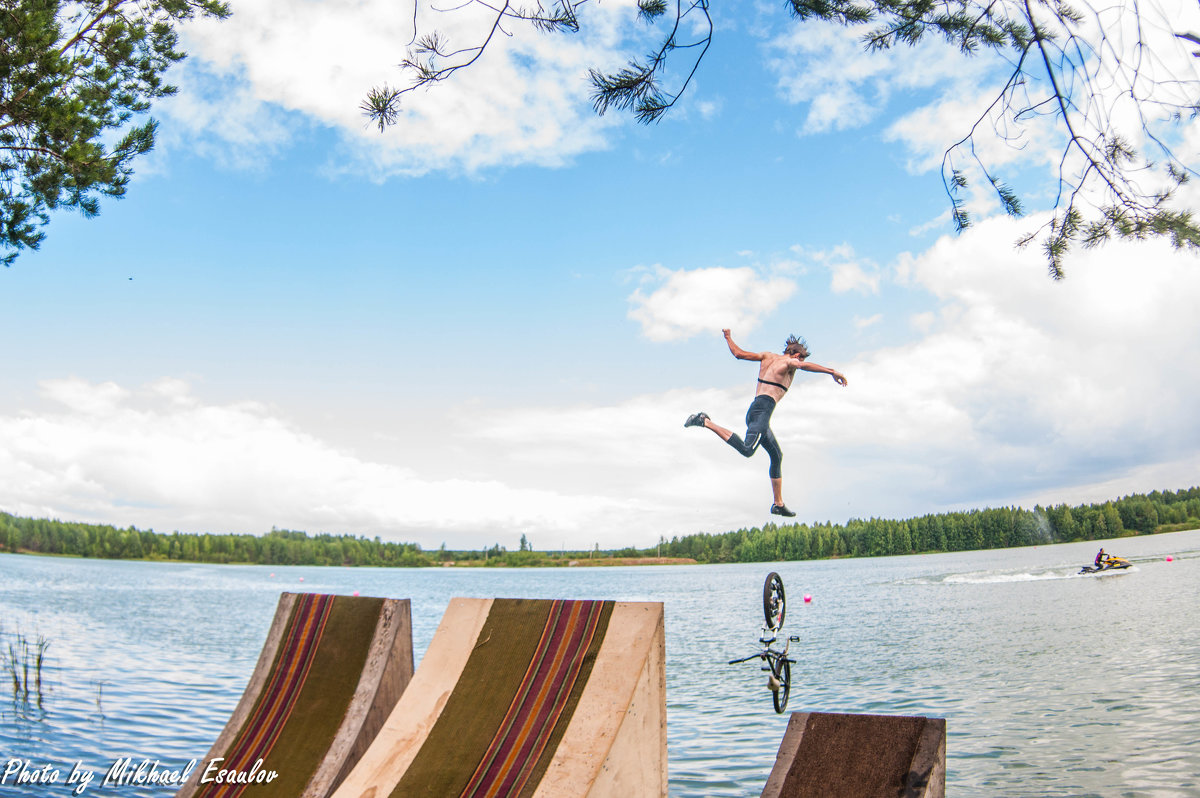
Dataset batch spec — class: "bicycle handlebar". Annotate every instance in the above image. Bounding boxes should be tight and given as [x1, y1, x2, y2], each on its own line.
[727, 654, 761, 665]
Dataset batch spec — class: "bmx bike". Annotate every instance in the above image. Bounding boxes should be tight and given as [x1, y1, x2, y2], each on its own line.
[728, 571, 798, 713]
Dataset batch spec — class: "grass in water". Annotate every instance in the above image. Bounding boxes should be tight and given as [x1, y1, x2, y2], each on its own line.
[92, 679, 107, 720]
[2, 623, 50, 705]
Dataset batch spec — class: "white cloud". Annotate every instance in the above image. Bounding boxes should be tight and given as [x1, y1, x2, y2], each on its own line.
[763, 20, 994, 135]
[788, 243, 881, 294]
[39, 379, 130, 416]
[909, 311, 935, 333]
[160, 0, 652, 175]
[884, 90, 1057, 178]
[695, 99, 722, 119]
[626, 265, 797, 341]
[854, 313, 882, 330]
[0, 379, 637, 549]
[819, 214, 1200, 512]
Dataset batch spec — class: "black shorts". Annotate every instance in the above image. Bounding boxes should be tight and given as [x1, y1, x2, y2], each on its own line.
[724, 395, 783, 479]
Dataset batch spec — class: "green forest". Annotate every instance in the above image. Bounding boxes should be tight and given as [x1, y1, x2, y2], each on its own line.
[1, 487, 1197, 568]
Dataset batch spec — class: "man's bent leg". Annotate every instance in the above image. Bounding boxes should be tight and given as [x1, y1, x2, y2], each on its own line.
[704, 418, 735, 443]
[761, 429, 783, 479]
[724, 430, 762, 457]
[762, 431, 795, 517]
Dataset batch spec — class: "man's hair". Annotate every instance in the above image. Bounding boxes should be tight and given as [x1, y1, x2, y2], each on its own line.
[784, 335, 809, 358]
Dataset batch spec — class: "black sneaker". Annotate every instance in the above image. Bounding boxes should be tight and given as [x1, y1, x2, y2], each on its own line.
[770, 504, 796, 517]
[684, 412, 709, 428]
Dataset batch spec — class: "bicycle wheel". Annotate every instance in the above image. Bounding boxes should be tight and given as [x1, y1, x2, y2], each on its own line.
[763, 571, 786, 631]
[771, 657, 791, 714]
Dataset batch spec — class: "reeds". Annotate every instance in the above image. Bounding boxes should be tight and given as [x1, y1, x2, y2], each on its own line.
[2, 624, 50, 704]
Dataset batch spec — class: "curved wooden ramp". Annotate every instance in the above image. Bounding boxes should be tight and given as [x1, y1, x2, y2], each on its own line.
[760, 711, 946, 798]
[331, 598, 667, 798]
[177, 592, 414, 798]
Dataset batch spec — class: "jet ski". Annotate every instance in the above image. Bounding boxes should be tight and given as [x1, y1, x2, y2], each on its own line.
[1078, 555, 1132, 574]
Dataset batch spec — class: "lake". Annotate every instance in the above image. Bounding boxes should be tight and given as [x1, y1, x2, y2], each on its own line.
[2, 529, 1198, 796]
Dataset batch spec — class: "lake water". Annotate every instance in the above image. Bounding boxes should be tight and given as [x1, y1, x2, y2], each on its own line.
[2, 530, 1198, 797]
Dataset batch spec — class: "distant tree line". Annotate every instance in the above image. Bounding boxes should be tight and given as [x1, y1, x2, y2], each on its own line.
[658, 488, 1200, 564]
[0, 487, 1196, 567]
[0, 519, 606, 567]
[0, 523, 430, 567]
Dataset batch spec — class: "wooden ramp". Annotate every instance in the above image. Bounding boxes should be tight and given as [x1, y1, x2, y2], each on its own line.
[177, 592, 413, 798]
[331, 597, 667, 798]
[761, 711, 946, 798]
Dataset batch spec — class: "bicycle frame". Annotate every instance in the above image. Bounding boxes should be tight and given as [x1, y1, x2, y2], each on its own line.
[729, 572, 799, 713]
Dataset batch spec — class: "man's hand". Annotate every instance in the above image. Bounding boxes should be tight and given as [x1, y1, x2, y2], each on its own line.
[832, 372, 847, 387]
[723, 329, 760, 361]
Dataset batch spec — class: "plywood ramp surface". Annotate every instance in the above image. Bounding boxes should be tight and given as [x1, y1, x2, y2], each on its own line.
[761, 711, 946, 798]
[176, 592, 414, 798]
[331, 598, 667, 798]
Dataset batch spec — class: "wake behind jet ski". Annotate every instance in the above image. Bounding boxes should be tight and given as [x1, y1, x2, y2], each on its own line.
[1079, 547, 1132, 574]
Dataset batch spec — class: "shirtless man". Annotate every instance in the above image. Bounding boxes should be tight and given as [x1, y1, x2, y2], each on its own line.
[685, 329, 847, 517]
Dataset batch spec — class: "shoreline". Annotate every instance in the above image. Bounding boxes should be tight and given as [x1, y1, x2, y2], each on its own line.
[0, 548, 700, 568]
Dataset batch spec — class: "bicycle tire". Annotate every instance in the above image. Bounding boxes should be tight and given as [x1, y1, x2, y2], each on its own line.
[763, 571, 786, 631]
[771, 657, 791, 714]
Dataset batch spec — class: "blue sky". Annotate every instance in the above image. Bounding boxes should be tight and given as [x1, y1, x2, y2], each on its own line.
[2, 0, 1199, 550]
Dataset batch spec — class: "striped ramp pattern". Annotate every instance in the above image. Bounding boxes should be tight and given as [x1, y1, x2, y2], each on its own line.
[194, 592, 335, 798]
[459, 599, 608, 798]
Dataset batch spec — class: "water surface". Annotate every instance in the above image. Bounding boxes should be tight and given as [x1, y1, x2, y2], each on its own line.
[2, 530, 1198, 796]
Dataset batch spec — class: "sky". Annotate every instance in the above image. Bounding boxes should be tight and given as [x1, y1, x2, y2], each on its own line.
[2, 0, 1199, 551]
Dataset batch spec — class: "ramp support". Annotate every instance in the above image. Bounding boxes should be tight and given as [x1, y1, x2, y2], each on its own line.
[760, 711, 945, 798]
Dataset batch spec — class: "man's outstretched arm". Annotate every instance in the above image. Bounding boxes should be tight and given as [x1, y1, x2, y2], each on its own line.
[722, 329, 763, 361]
[797, 360, 848, 386]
